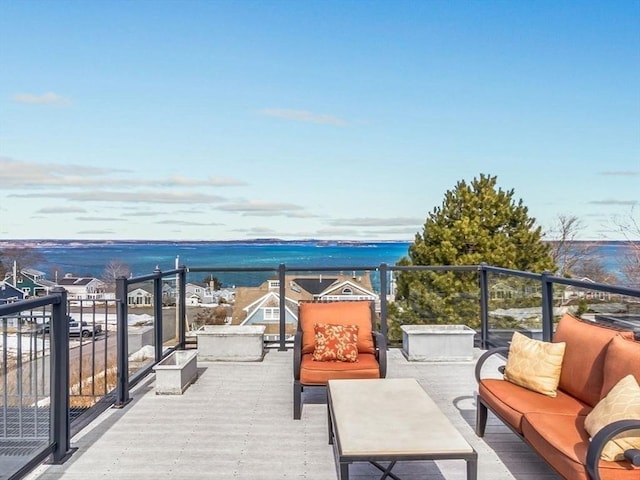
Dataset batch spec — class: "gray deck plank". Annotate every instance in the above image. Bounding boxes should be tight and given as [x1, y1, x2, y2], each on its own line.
[24, 348, 559, 480]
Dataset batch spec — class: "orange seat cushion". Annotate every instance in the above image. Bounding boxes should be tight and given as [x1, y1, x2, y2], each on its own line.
[522, 413, 640, 480]
[299, 353, 380, 385]
[479, 378, 591, 433]
[299, 301, 375, 355]
[553, 313, 634, 407]
[601, 334, 640, 397]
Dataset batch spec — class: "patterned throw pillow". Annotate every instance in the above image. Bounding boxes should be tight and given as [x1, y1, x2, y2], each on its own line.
[503, 331, 566, 397]
[312, 323, 359, 362]
[584, 374, 640, 462]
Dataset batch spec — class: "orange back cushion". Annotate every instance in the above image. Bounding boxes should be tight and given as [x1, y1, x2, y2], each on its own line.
[553, 313, 633, 407]
[299, 301, 375, 355]
[601, 334, 640, 397]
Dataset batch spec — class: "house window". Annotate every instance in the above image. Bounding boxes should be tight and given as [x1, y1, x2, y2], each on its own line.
[342, 287, 353, 295]
[268, 280, 279, 290]
[264, 307, 279, 321]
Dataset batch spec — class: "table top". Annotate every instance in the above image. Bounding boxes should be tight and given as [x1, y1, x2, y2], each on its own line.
[327, 378, 474, 457]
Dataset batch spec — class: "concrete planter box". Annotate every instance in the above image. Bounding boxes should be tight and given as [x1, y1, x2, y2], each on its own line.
[196, 325, 266, 362]
[401, 325, 476, 362]
[152, 349, 198, 395]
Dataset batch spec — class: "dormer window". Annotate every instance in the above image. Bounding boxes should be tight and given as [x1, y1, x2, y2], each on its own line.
[268, 280, 279, 290]
[263, 307, 279, 320]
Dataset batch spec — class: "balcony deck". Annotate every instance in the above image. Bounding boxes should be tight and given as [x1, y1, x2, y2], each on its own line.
[25, 348, 559, 480]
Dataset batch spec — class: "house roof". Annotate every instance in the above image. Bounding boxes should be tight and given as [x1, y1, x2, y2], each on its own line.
[22, 268, 47, 278]
[232, 272, 376, 324]
[57, 277, 95, 286]
[292, 277, 338, 295]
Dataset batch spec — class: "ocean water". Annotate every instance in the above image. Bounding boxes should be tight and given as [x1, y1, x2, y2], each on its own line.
[27, 240, 634, 288]
[32, 241, 411, 287]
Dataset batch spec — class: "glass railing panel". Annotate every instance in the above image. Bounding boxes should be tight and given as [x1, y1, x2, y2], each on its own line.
[387, 268, 480, 346]
[485, 272, 544, 347]
[126, 280, 157, 376]
[559, 284, 640, 337]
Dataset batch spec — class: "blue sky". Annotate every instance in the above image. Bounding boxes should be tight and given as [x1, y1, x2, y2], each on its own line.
[1, 0, 638, 241]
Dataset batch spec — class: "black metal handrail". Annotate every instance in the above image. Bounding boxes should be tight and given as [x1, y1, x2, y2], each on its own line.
[2, 261, 639, 480]
[0, 287, 71, 480]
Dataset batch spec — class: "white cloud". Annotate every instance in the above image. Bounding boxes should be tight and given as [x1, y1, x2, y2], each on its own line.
[155, 220, 223, 226]
[0, 157, 248, 191]
[258, 108, 347, 126]
[218, 201, 305, 215]
[162, 175, 247, 187]
[76, 217, 128, 222]
[35, 206, 87, 214]
[599, 171, 639, 177]
[11, 190, 226, 204]
[11, 92, 71, 105]
[328, 217, 422, 227]
[588, 199, 638, 206]
[0, 157, 116, 187]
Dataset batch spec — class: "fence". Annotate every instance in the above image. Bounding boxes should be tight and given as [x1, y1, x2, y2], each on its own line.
[1, 263, 639, 479]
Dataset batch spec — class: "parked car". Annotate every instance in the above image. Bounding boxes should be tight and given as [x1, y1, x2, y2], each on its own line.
[37, 318, 102, 337]
[69, 320, 102, 337]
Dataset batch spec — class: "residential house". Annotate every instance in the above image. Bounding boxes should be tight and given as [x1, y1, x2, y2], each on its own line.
[185, 283, 209, 306]
[489, 282, 519, 301]
[127, 287, 153, 308]
[563, 277, 613, 302]
[56, 274, 109, 300]
[233, 273, 378, 342]
[0, 281, 26, 304]
[3, 268, 55, 297]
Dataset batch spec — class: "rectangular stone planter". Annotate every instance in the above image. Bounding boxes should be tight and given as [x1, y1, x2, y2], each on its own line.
[196, 325, 266, 362]
[401, 324, 476, 362]
[152, 349, 198, 395]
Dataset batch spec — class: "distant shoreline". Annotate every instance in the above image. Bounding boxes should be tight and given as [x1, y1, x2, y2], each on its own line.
[0, 239, 637, 248]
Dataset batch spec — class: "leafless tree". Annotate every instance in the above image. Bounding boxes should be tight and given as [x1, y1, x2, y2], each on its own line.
[102, 260, 132, 291]
[0, 247, 45, 277]
[546, 215, 596, 277]
[194, 306, 228, 326]
[612, 207, 640, 288]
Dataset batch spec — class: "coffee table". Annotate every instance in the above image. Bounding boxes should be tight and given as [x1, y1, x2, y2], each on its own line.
[327, 378, 477, 480]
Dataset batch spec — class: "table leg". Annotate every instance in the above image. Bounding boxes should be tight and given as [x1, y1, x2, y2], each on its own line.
[370, 461, 402, 480]
[339, 462, 349, 480]
[328, 401, 334, 445]
[467, 453, 478, 480]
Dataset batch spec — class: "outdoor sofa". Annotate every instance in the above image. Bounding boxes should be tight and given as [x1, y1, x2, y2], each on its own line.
[475, 312, 640, 480]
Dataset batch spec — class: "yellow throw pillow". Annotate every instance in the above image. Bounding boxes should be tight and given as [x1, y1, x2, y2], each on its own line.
[584, 374, 640, 462]
[503, 331, 566, 397]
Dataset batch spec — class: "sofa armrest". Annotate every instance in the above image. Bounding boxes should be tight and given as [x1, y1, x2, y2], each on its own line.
[293, 331, 302, 380]
[474, 346, 509, 383]
[586, 419, 640, 480]
[373, 331, 387, 378]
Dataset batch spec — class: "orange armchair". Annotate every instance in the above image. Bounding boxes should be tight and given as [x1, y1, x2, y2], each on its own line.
[293, 300, 387, 419]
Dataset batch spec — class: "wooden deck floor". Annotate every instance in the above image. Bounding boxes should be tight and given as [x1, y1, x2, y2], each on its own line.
[24, 348, 559, 480]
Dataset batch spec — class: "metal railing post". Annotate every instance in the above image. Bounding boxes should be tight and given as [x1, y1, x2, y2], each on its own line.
[153, 267, 163, 361]
[478, 263, 489, 349]
[379, 263, 388, 341]
[114, 276, 130, 407]
[50, 287, 70, 463]
[541, 271, 554, 342]
[178, 266, 187, 348]
[278, 263, 286, 351]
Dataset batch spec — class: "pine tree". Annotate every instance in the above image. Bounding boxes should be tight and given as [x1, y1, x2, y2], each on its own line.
[389, 174, 555, 336]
